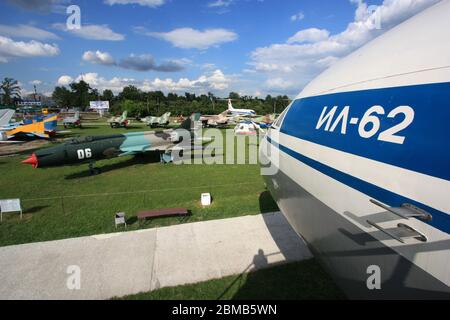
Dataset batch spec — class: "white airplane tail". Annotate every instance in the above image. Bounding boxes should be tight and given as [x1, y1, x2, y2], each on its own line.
[0, 109, 15, 127]
[228, 99, 235, 111]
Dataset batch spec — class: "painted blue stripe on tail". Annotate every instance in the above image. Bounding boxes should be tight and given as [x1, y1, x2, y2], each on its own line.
[266, 136, 450, 234]
[281, 82, 450, 181]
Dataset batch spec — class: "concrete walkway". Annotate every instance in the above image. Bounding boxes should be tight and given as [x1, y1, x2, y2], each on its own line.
[0, 212, 312, 300]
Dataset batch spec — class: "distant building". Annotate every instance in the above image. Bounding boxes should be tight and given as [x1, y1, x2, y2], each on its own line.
[17, 101, 42, 107]
[18, 93, 55, 108]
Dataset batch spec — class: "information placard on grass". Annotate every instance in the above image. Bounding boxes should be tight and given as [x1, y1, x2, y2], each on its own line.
[0, 199, 22, 222]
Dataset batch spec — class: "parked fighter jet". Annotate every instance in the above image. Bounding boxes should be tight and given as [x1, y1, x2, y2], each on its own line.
[141, 112, 171, 128]
[233, 114, 276, 128]
[62, 111, 81, 128]
[107, 111, 129, 128]
[1, 114, 58, 141]
[22, 114, 202, 174]
[200, 110, 229, 128]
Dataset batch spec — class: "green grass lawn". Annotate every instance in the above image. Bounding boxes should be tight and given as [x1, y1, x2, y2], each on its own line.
[60, 121, 157, 137]
[0, 123, 345, 300]
[0, 125, 277, 247]
[121, 259, 345, 300]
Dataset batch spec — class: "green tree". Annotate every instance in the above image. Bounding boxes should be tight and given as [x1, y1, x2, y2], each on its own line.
[69, 80, 92, 110]
[185, 92, 196, 102]
[119, 86, 142, 101]
[1, 77, 21, 106]
[102, 89, 114, 102]
[119, 99, 144, 118]
[229, 92, 240, 100]
[52, 86, 73, 107]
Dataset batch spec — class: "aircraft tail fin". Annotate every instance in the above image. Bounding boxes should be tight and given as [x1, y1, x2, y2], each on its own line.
[44, 115, 58, 132]
[162, 112, 171, 122]
[180, 113, 201, 131]
[0, 109, 15, 127]
[228, 99, 234, 111]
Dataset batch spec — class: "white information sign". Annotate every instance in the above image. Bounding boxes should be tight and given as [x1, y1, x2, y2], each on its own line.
[0, 199, 22, 222]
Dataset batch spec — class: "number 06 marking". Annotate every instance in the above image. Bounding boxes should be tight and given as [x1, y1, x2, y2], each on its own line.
[77, 148, 92, 160]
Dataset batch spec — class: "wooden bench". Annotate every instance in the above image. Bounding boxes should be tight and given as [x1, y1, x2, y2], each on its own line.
[137, 207, 189, 222]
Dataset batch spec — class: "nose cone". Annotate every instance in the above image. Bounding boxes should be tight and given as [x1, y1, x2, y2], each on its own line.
[22, 153, 38, 168]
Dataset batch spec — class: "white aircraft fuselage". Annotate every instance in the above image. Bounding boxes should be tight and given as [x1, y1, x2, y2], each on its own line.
[227, 99, 256, 116]
[260, 0, 450, 299]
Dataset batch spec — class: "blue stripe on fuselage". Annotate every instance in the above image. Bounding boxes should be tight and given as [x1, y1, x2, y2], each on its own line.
[266, 136, 450, 235]
[281, 82, 450, 181]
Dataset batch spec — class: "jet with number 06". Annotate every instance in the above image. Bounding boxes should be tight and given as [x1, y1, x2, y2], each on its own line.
[22, 114, 202, 174]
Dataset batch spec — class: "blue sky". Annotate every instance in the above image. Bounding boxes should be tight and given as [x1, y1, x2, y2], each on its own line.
[0, 0, 438, 98]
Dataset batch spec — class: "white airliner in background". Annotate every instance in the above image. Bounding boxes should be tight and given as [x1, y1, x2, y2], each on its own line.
[227, 99, 256, 116]
[260, 0, 450, 299]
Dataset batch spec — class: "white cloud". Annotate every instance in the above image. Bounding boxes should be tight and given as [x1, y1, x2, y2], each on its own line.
[56, 70, 233, 94]
[53, 23, 125, 41]
[0, 35, 59, 63]
[81, 51, 188, 72]
[82, 50, 116, 65]
[6, 0, 70, 14]
[287, 28, 330, 44]
[208, 0, 233, 7]
[144, 27, 238, 49]
[141, 69, 232, 92]
[30, 80, 43, 85]
[290, 11, 305, 22]
[119, 54, 186, 72]
[103, 0, 165, 7]
[57, 75, 73, 86]
[201, 63, 217, 70]
[0, 24, 59, 40]
[265, 78, 295, 90]
[248, 0, 440, 94]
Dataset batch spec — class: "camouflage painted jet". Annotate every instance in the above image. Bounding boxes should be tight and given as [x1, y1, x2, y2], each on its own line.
[141, 112, 171, 128]
[232, 113, 276, 128]
[200, 110, 229, 128]
[22, 114, 202, 174]
[62, 111, 82, 128]
[107, 111, 129, 128]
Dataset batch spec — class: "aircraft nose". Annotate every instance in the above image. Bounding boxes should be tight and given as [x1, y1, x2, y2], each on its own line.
[22, 153, 38, 168]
